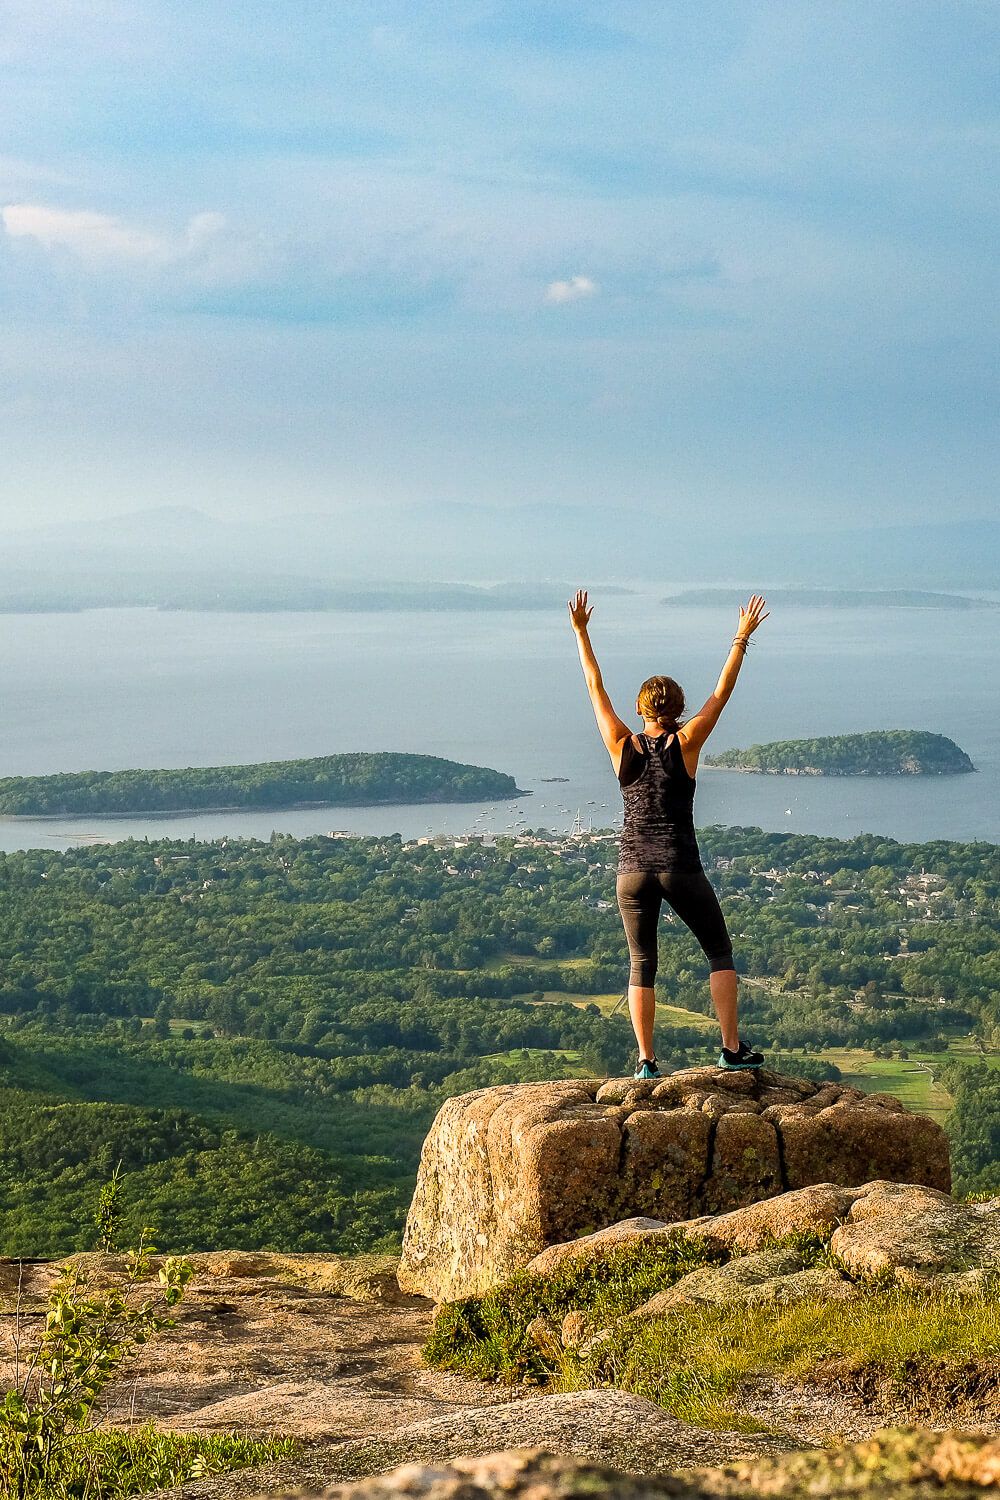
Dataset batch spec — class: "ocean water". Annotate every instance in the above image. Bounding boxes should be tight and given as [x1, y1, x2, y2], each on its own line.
[0, 590, 996, 852]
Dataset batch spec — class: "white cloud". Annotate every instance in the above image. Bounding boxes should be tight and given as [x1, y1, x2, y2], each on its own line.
[545, 274, 598, 304]
[1, 204, 226, 266]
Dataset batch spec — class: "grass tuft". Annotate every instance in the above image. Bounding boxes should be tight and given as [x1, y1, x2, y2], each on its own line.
[578, 1284, 1000, 1428]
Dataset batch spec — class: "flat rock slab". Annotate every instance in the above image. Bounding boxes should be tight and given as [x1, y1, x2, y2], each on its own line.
[526, 1182, 863, 1276]
[398, 1071, 950, 1301]
[161, 1383, 450, 1441]
[150, 1391, 795, 1500]
[634, 1251, 855, 1316]
[0, 1259, 497, 1442]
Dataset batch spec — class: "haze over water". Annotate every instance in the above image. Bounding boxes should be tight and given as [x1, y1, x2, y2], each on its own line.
[0, 589, 995, 853]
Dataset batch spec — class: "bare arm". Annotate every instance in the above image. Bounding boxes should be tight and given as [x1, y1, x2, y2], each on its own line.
[681, 594, 769, 754]
[568, 589, 632, 762]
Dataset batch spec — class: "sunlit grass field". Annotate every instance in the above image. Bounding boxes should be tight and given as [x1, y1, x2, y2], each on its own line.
[816, 1047, 956, 1121]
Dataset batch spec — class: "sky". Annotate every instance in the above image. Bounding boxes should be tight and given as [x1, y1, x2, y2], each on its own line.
[0, 1, 997, 546]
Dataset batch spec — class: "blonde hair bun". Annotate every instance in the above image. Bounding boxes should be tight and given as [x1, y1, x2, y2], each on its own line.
[636, 674, 685, 728]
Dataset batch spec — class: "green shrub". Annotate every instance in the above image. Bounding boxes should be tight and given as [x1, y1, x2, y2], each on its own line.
[0, 1231, 195, 1498]
[425, 1230, 722, 1383]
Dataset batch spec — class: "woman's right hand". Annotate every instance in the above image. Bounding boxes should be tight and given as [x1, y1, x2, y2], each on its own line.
[737, 594, 769, 638]
[568, 588, 594, 632]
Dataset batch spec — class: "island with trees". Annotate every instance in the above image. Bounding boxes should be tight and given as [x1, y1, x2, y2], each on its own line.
[0, 752, 524, 817]
[705, 730, 975, 777]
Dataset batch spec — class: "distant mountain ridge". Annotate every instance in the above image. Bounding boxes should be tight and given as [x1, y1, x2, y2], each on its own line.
[1, 507, 996, 589]
[665, 587, 997, 609]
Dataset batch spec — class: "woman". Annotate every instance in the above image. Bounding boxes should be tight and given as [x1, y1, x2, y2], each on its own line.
[568, 589, 769, 1080]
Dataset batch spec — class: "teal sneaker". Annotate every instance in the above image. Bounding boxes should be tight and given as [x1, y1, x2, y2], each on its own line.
[718, 1040, 765, 1071]
[633, 1057, 662, 1081]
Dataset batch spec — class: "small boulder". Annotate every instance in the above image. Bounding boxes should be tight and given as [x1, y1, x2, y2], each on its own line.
[830, 1181, 1000, 1288]
[560, 1310, 587, 1349]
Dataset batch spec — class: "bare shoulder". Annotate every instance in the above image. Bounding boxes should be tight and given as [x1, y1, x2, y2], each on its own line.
[675, 729, 701, 779]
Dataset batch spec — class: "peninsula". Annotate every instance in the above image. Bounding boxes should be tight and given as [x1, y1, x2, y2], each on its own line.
[705, 730, 975, 776]
[663, 587, 997, 609]
[0, 752, 524, 818]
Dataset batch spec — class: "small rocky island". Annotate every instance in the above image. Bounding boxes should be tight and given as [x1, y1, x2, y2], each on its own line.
[0, 752, 524, 818]
[705, 730, 975, 777]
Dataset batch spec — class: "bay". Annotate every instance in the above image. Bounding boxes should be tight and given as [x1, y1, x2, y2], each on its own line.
[0, 588, 996, 852]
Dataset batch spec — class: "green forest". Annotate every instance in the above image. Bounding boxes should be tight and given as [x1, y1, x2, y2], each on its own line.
[0, 822, 996, 1256]
[705, 730, 974, 775]
[0, 752, 521, 817]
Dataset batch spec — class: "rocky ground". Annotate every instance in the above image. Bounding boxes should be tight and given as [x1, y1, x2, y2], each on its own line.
[1, 1071, 996, 1498]
[229, 1435, 1000, 1500]
[3, 1249, 995, 1500]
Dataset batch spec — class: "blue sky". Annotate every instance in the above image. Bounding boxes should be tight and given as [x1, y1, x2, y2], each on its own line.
[0, 1, 996, 541]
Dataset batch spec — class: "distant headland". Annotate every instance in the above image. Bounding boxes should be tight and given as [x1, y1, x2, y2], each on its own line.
[705, 730, 976, 777]
[664, 587, 997, 610]
[0, 578, 635, 615]
[0, 753, 526, 819]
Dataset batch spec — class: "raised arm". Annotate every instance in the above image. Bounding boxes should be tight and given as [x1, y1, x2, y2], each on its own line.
[568, 589, 632, 762]
[680, 594, 769, 753]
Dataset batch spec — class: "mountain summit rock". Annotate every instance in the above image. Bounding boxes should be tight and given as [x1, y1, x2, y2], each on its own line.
[396, 1070, 950, 1302]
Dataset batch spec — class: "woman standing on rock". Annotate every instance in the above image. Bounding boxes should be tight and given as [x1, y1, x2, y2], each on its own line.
[569, 589, 769, 1080]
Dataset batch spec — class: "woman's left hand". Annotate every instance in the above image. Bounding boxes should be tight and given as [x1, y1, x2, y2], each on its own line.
[737, 594, 769, 636]
[568, 588, 594, 631]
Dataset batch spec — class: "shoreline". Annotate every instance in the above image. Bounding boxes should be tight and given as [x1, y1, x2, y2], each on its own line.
[701, 764, 975, 777]
[0, 788, 531, 823]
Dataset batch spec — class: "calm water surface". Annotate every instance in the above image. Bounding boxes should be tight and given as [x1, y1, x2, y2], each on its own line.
[0, 591, 996, 852]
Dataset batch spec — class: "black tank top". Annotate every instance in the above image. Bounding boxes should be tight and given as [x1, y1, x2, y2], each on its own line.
[617, 731, 703, 874]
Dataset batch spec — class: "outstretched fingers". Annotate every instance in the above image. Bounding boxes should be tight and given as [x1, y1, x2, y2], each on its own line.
[743, 593, 769, 626]
[568, 588, 594, 628]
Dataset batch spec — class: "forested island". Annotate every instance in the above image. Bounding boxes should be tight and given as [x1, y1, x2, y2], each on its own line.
[705, 730, 975, 776]
[0, 752, 523, 817]
[0, 822, 996, 1255]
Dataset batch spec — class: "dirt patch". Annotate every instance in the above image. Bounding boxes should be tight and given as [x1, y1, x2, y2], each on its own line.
[0, 1259, 497, 1434]
[811, 1356, 1000, 1428]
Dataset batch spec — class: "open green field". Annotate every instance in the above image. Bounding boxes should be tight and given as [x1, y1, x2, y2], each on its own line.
[480, 954, 595, 973]
[483, 1047, 592, 1077]
[812, 1046, 956, 1122]
[524, 990, 717, 1032]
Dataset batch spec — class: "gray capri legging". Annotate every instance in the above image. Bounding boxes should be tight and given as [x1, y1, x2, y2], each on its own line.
[615, 869, 735, 986]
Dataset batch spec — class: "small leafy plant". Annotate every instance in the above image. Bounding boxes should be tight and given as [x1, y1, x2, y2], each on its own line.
[0, 1229, 194, 1497]
[0, 1179, 295, 1498]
